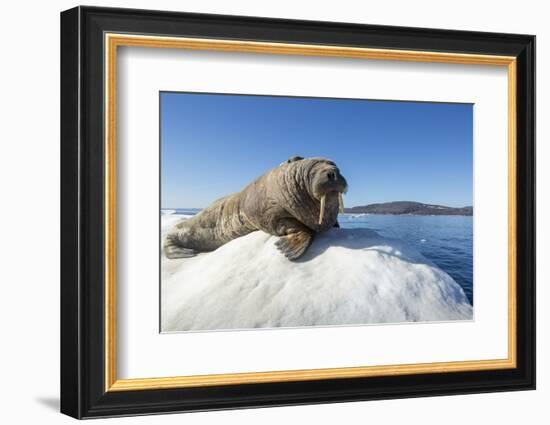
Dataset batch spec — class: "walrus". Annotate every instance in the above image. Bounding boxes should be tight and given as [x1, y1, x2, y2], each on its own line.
[164, 156, 348, 261]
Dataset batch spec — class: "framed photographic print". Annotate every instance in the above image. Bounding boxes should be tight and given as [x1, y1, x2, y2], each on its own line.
[60, 6, 536, 419]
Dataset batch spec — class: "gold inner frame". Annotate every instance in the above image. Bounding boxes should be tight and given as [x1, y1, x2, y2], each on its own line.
[104, 33, 517, 392]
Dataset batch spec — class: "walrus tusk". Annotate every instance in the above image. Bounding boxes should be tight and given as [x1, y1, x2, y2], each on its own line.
[318, 194, 326, 224]
[338, 192, 345, 214]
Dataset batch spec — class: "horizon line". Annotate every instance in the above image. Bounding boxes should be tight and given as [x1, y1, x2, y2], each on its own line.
[161, 200, 473, 210]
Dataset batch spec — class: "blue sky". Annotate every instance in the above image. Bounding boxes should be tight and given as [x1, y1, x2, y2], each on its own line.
[161, 92, 472, 209]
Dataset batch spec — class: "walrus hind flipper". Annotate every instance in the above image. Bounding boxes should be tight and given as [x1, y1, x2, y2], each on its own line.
[164, 245, 198, 260]
[275, 231, 312, 261]
[164, 245, 197, 259]
[164, 235, 198, 259]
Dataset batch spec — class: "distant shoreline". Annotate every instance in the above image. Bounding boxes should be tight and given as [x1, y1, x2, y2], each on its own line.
[162, 201, 473, 217]
[344, 201, 472, 216]
[342, 212, 472, 217]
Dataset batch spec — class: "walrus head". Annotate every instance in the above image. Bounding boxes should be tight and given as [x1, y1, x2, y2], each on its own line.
[308, 159, 348, 224]
[280, 157, 348, 229]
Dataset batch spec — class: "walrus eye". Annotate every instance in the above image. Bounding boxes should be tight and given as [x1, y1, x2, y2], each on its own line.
[327, 171, 336, 180]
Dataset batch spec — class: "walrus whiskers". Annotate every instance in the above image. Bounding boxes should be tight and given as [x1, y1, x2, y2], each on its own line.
[318, 194, 326, 225]
[338, 192, 345, 214]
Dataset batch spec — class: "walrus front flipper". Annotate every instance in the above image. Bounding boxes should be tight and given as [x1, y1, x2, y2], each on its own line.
[275, 231, 312, 261]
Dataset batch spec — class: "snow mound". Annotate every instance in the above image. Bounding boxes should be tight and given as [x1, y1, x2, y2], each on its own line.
[161, 228, 473, 332]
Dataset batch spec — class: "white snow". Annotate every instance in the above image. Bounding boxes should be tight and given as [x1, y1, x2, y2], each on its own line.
[161, 220, 473, 332]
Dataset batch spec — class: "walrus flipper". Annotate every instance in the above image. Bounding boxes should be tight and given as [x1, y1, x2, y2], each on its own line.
[165, 245, 198, 259]
[164, 233, 198, 259]
[275, 230, 312, 261]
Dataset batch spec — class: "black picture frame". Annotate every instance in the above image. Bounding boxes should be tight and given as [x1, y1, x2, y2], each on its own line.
[61, 5, 535, 419]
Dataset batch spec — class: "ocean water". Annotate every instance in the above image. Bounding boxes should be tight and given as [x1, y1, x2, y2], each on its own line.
[164, 209, 473, 305]
[339, 214, 473, 305]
